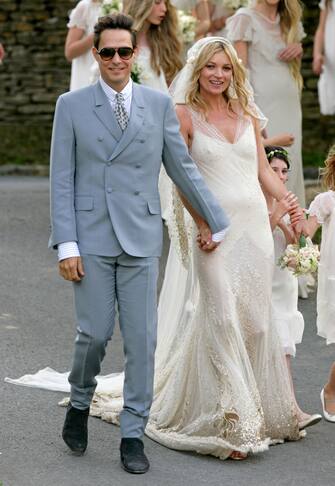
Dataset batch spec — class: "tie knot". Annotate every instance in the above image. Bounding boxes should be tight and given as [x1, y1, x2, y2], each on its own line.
[115, 92, 124, 103]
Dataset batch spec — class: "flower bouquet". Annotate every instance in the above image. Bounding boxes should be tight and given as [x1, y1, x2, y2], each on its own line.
[177, 10, 197, 44]
[131, 62, 142, 83]
[100, 0, 122, 15]
[278, 235, 320, 277]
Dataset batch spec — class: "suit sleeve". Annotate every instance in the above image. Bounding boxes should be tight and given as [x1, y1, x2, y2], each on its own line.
[162, 98, 229, 234]
[49, 95, 78, 248]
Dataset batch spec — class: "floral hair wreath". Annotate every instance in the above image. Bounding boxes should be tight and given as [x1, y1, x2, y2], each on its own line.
[266, 148, 290, 162]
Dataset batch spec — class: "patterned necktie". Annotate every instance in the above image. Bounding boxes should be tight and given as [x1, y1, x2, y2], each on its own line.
[114, 92, 128, 131]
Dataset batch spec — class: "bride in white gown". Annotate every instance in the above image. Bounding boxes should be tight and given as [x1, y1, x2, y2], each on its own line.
[6, 37, 302, 459]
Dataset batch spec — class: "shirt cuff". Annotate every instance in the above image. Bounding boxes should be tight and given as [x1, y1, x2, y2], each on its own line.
[212, 228, 228, 243]
[58, 241, 80, 261]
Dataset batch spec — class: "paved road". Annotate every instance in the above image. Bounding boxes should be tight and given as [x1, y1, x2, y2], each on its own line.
[0, 177, 334, 486]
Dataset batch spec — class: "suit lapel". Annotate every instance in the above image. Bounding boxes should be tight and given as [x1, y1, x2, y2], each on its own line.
[93, 82, 123, 142]
[109, 83, 145, 161]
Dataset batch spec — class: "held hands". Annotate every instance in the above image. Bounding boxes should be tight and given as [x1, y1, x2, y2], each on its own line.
[59, 256, 85, 282]
[274, 192, 299, 221]
[292, 213, 310, 238]
[196, 222, 219, 253]
[278, 43, 303, 62]
[281, 191, 305, 229]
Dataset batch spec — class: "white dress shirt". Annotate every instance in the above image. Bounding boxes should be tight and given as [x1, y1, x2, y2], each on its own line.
[58, 77, 226, 261]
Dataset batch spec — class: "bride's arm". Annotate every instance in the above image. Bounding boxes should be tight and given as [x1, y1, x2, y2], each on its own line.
[175, 105, 207, 227]
[175, 105, 218, 251]
[253, 118, 302, 224]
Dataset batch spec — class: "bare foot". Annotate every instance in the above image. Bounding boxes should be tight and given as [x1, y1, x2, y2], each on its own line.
[229, 451, 248, 460]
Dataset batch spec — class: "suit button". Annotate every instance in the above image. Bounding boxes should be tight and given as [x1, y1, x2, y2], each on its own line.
[98, 136, 104, 141]
[135, 164, 141, 169]
[134, 191, 140, 195]
[107, 188, 112, 193]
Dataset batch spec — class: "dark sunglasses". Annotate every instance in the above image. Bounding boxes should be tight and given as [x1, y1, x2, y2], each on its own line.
[97, 47, 134, 61]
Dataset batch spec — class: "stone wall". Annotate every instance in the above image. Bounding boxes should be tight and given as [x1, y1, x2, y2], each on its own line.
[0, 0, 333, 165]
[0, 0, 74, 164]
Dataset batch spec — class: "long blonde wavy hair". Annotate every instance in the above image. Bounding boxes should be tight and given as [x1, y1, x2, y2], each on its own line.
[256, 0, 304, 89]
[123, 0, 182, 84]
[185, 41, 256, 119]
[321, 145, 335, 191]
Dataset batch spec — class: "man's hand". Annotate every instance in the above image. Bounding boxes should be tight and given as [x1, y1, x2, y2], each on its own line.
[59, 256, 85, 281]
[278, 43, 303, 62]
[197, 222, 219, 253]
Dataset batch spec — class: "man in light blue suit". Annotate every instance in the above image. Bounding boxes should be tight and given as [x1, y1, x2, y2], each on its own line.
[50, 13, 229, 474]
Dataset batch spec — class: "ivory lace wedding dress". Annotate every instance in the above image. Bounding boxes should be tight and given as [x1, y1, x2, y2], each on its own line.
[7, 106, 300, 458]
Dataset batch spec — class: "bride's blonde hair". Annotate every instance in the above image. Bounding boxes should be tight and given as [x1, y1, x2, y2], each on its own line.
[256, 0, 304, 90]
[123, 0, 182, 84]
[185, 41, 255, 118]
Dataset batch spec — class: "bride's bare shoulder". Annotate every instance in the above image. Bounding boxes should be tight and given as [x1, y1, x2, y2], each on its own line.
[175, 104, 191, 118]
[175, 104, 193, 128]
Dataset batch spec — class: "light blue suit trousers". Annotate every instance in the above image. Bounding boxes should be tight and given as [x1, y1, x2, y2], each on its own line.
[69, 253, 159, 438]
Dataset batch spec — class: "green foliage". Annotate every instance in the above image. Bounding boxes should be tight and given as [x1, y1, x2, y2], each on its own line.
[0, 124, 52, 166]
[302, 149, 327, 168]
[312, 225, 322, 246]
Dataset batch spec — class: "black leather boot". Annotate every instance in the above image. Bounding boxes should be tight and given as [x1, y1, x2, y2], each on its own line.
[120, 438, 150, 474]
[62, 404, 89, 454]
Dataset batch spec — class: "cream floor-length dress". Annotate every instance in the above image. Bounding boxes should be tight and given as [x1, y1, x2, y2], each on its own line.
[6, 107, 301, 458]
[272, 217, 304, 357]
[226, 8, 306, 206]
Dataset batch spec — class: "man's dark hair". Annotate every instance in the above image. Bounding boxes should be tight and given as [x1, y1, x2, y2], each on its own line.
[93, 13, 137, 49]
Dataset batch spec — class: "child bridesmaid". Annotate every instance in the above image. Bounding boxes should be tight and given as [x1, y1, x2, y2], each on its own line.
[263, 146, 322, 430]
[299, 145, 335, 421]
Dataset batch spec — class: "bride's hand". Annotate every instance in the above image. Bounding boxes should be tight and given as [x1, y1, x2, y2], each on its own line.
[197, 223, 219, 252]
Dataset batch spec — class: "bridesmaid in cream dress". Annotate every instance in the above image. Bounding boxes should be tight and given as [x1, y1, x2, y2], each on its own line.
[65, 0, 102, 91]
[226, 0, 306, 207]
[263, 145, 321, 430]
